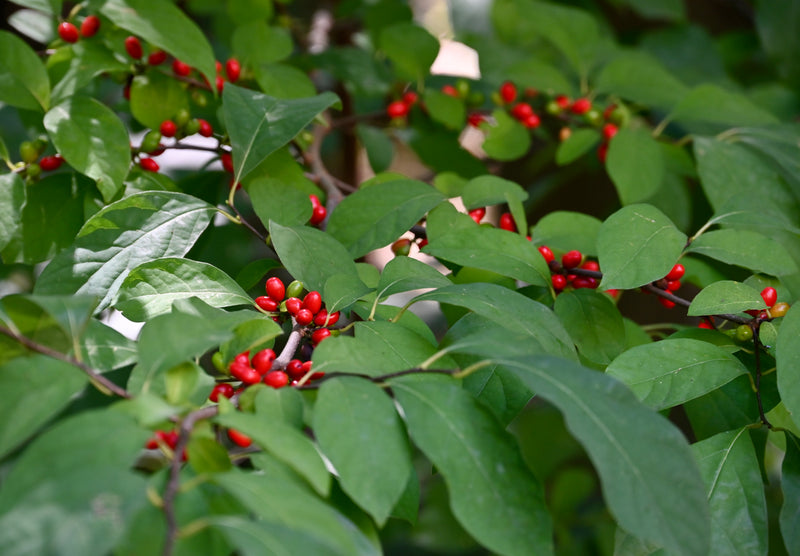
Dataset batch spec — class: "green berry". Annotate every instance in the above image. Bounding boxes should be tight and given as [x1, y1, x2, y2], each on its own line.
[19, 141, 38, 164]
[26, 162, 41, 178]
[211, 351, 226, 373]
[175, 108, 191, 127]
[286, 280, 304, 299]
[583, 109, 603, 126]
[184, 118, 200, 136]
[140, 130, 162, 153]
[735, 325, 753, 342]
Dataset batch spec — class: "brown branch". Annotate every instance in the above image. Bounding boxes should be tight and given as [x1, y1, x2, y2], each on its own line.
[0, 324, 131, 399]
[295, 367, 458, 389]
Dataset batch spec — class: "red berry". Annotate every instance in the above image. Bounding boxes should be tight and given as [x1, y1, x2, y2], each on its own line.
[418, 238, 428, 249]
[230, 362, 260, 385]
[552, 274, 567, 291]
[285, 297, 302, 315]
[295, 309, 314, 326]
[387, 100, 410, 118]
[580, 260, 600, 271]
[124, 36, 143, 59]
[58, 22, 79, 43]
[139, 158, 159, 172]
[602, 123, 618, 140]
[39, 155, 63, 172]
[309, 194, 322, 208]
[510, 103, 533, 120]
[159, 120, 177, 138]
[469, 207, 486, 223]
[172, 60, 192, 76]
[302, 291, 322, 315]
[666, 279, 681, 292]
[266, 277, 285, 302]
[570, 98, 591, 114]
[209, 383, 235, 402]
[148, 50, 167, 65]
[555, 95, 570, 109]
[403, 91, 418, 105]
[157, 430, 180, 450]
[498, 212, 516, 232]
[761, 287, 777, 308]
[311, 328, 331, 345]
[597, 143, 609, 163]
[252, 348, 276, 374]
[220, 152, 234, 173]
[659, 297, 676, 309]
[215, 75, 225, 94]
[499, 81, 517, 104]
[562, 250, 582, 269]
[255, 296, 278, 312]
[467, 113, 485, 127]
[234, 352, 250, 366]
[441, 84, 459, 97]
[225, 58, 241, 82]
[698, 321, 714, 329]
[264, 370, 289, 389]
[309, 205, 326, 226]
[197, 119, 213, 137]
[227, 429, 252, 448]
[314, 310, 339, 326]
[572, 276, 598, 289]
[286, 359, 305, 379]
[522, 114, 541, 129]
[665, 263, 685, 281]
[603, 104, 617, 120]
[80, 15, 100, 38]
[538, 245, 555, 263]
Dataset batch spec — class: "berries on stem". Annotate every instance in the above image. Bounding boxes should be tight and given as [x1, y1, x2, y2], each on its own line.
[58, 22, 80, 43]
[124, 36, 143, 59]
[80, 15, 101, 38]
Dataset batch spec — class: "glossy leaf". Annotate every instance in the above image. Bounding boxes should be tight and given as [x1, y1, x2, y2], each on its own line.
[254, 386, 305, 429]
[255, 63, 318, 99]
[554, 289, 626, 365]
[80, 319, 138, 371]
[50, 41, 129, 104]
[597, 204, 687, 290]
[460, 175, 528, 209]
[781, 432, 800, 554]
[211, 515, 343, 556]
[0, 30, 49, 111]
[687, 280, 766, 316]
[220, 317, 283, 365]
[531, 211, 602, 256]
[555, 128, 601, 166]
[314, 377, 413, 525]
[606, 128, 665, 205]
[129, 72, 189, 130]
[504, 57, 575, 97]
[424, 89, 465, 130]
[594, 51, 687, 109]
[223, 84, 340, 183]
[101, 0, 216, 83]
[375, 255, 453, 301]
[692, 429, 768, 556]
[232, 22, 292, 66]
[777, 306, 800, 431]
[0, 173, 25, 253]
[116, 258, 253, 322]
[687, 229, 798, 276]
[669, 84, 779, 127]
[327, 179, 445, 258]
[33, 192, 215, 312]
[481, 110, 531, 161]
[391, 376, 553, 556]
[379, 22, 439, 81]
[357, 125, 394, 173]
[43, 96, 131, 202]
[606, 338, 748, 410]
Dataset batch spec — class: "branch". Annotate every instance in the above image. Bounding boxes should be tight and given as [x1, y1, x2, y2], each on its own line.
[752, 325, 773, 429]
[295, 367, 458, 389]
[272, 324, 304, 370]
[0, 324, 131, 399]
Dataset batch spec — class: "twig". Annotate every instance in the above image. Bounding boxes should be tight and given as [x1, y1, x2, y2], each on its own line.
[271, 324, 304, 370]
[295, 368, 458, 389]
[752, 326, 773, 429]
[0, 324, 131, 399]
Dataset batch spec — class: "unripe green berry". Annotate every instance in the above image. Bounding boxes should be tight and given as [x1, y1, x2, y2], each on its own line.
[175, 108, 191, 127]
[26, 162, 41, 178]
[545, 100, 561, 115]
[19, 141, 38, 164]
[455, 79, 470, 98]
[608, 105, 630, 126]
[286, 280, 304, 299]
[735, 325, 753, 342]
[211, 351, 226, 373]
[140, 130, 162, 153]
[191, 89, 209, 108]
[583, 109, 603, 126]
[184, 118, 200, 136]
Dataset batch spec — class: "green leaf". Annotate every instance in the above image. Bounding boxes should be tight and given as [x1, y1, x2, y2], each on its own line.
[411, 283, 577, 361]
[33, 192, 215, 312]
[327, 179, 445, 258]
[255, 63, 318, 99]
[756, 1, 800, 90]
[215, 411, 330, 496]
[220, 317, 282, 366]
[554, 289, 626, 365]
[481, 109, 531, 161]
[500, 356, 710, 556]
[376, 256, 452, 301]
[186, 436, 232, 474]
[606, 128, 665, 205]
[0, 355, 87, 459]
[390, 376, 553, 556]
[594, 51, 688, 109]
[0, 30, 49, 111]
[101, 0, 216, 83]
[606, 338, 748, 410]
[669, 84, 780, 127]
[425, 225, 550, 286]
[232, 22, 292, 66]
[117, 258, 253, 321]
[460, 175, 528, 209]
[531, 211, 602, 256]
[314, 377, 413, 525]
[129, 72, 190, 130]
[50, 41, 130, 105]
[597, 204, 687, 290]
[8, 0, 61, 16]
[223, 85, 340, 183]
[254, 387, 305, 429]
[781, 433, 800, 554]
[0, 173, 25, 253]
[43, 96, 131, 202]
[211, 515, 343, 556]
[269, 221, 363, 295]
[692, 429, 768, 556]
[555, 128, 601, 165]
[687, 229, 798, 276]
[165, 361, 214, 406]
[504, 57, 575, 97]
[687, 280, 767, 316]
[423, 89, 466, 130]
[778, 306, 800, 430]
[356, 125, 394, 173]
[379, 22, 439, 81]
[323, 273, 374, 314]
[80, 319, 138, 371]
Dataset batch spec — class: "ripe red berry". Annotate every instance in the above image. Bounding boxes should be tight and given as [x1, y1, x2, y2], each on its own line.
[314, 309, 339, 327]
[264, 370, 289, 389]
[148, 50, 167, 65]
[602, 123, 618, 140]
[234, 352, 250, 366]
[562, 250, 583, 269]
[159, 120, 177, 137]
[255, 296, 279, 312]
[469, 207, 486, 223]
[209, 383, 235, 402]
[597, 143, 609, 163]
[139, 158, 159, 172]
[197, 119, 213, 137]
[286, 359, 305, 379]
[441, 84, 459, 98]
[311, 328, 331, 346]
[80, 15, 100, 38]
[666, 279, 681, 292]
[230, 362, 260, 384]
[552, 274, 567, 290]
[387, 100, 410, 119]
[309, 205, 326, 226]
[570, 98, 591, 115]
[252, 348, 276, 374]
[225, 58, 241, 82]
[538, 245, 555, 263]
[467, 113, 485, 127]
[295, 309, 314, 326]
[659, 297, 676, 309]
[580, 260, 600, 272]
[58, 22, 79, 43]
[522, 114, 541, 129]
[157, 430, 180, 450]
[510, 103, 533, 120]
[215, 75, 225, 94]
[220, 152, 234, 173]
[499, 81, 517, 104]
[498, 212, 516, 232]
[698, 320, 714, 329]
[39, 155, 63, 172]
[266, 277, 285, 302]
[555, 95, 570, 109]
[403, 91, 418, 105]
[227, 429, 252, 448]
[172, 59, 192, 76]
[124, 36, 143, 59]
[665, 263, 685, 281]
[285, 297, 302, 315]
[761, 287, 778, 308]
[572, 276, 598, 289]
[302, 291, 322, 315]
[309, 194, 322, 208]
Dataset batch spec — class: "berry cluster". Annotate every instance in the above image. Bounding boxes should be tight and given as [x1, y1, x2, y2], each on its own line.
[143, 428, 186, 460]
[537, 246, 606, 293]
[136, 109, 216, 173]
[386, 91, 420, 119]
[57, 15, 101, 44]
[17, 139, 64, 181]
